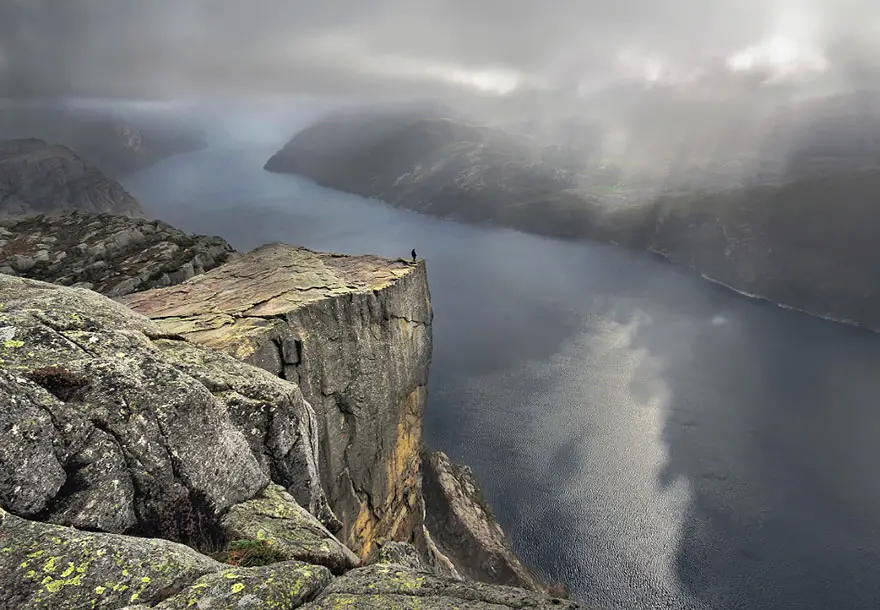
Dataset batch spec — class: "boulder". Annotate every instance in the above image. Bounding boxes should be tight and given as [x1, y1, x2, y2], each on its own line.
[220, 484, 359, 574]
[0, 507, 223, 610]
[301, 564, 586, 610]
[0, 274, 327, 545]
[151, 562, 331, 610]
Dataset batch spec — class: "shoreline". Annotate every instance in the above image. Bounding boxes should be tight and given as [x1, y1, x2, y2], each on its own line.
[270, 168, 878, 336]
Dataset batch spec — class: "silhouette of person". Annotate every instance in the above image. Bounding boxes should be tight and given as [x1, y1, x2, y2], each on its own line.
[411, 249, 417, 262]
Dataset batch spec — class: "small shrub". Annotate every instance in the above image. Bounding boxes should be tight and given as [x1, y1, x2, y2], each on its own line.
[212, 539, 286, 567]
[26, 366, 90, 402]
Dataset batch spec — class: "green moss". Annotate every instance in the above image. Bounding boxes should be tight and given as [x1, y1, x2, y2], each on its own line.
[3, 339, 24, 349]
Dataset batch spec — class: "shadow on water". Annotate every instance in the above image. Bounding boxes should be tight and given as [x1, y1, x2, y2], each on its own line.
[641, 292, 880, 609]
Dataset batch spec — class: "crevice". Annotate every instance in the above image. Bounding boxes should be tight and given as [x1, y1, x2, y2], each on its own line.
[388, 313, 428, 327]
[33, 426, 100, 521]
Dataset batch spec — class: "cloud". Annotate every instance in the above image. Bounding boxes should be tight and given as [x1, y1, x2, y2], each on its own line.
[3, 0, 880, 99]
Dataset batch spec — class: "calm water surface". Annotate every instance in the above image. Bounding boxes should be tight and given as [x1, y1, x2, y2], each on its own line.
[121, 107, 880, 610]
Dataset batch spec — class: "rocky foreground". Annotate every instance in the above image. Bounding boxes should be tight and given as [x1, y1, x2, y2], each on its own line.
[0, 139, 143, 218]
[0, 212, 575, 609]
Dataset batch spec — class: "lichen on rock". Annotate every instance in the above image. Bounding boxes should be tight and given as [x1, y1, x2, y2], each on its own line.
[220, 484, 359, 574]
[301, 564, 586, 610]
[0, 507, 223, 610]
[151, 561, 331, 610]
[0, 274, 328, 547]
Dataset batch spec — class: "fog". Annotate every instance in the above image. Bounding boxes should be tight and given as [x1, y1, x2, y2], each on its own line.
[5, 1, 880, 188]
[4, 0, 880, 98]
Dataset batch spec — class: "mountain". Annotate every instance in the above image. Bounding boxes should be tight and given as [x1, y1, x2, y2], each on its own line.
[265, 96, 880, 331]
[264, 105, 600, 239]
[0, 104, 207, 176]
[0, 138, 143, 217]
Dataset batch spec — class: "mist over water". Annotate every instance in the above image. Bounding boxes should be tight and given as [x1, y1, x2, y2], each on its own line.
[119, 105, 880, 610]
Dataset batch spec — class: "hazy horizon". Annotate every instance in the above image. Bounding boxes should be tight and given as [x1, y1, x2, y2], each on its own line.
[5, 2, 880, 197]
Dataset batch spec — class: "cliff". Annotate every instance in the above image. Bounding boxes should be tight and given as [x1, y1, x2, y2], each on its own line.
[0, 271, 581, 609]
[422, 450, 547, 591]
[0, 212, 234, 296]
[0, 139, 143, 218]
[120, 243, 433, 558]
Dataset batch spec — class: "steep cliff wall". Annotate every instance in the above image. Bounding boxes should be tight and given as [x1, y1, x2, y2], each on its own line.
[121, 244, 433, 559]
[422, 450, 545, 591]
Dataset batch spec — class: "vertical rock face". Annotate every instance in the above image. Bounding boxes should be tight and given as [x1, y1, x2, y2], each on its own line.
[422, 450, 544, 591]
[121, 244, 433, 559]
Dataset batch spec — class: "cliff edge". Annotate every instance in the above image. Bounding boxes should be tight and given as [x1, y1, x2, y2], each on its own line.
[121, 243, 433, 559]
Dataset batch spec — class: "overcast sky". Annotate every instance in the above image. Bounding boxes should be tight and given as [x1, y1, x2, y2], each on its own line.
[3, 0, 880, 100]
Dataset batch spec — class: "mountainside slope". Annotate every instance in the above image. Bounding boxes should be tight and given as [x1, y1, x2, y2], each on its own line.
[266, 105, 880, 331]
[0, 139, 143, 218]
[0, 235, 580, 609]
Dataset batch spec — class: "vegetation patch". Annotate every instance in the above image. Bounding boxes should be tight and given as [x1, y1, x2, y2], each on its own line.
[26, 365, 91, 403]
[211, 539, 286, 568]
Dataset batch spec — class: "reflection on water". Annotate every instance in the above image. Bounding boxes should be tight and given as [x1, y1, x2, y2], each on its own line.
[123, 115, 880, 610]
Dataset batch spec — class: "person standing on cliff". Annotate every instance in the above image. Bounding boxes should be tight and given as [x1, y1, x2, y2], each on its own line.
[411, 248, 417, 262]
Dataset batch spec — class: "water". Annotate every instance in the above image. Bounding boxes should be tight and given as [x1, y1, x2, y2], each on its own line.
[121, 107, 880, 610]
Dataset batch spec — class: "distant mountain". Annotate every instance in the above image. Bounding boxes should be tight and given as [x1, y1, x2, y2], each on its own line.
[0, 139, 143, 218]
[266, 97, 880, 330]
[628, 171, 880, 327]
[0, 105, 207, 176]
[265, 106, 603, 239]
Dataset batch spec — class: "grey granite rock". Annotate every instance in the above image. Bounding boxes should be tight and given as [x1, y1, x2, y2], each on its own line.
[122, 244, 433, 560]
[0, 507, 223, 610]
[0, 274, 327, 545]
[152, 561, 331, 610]
[220, 484, 359, 574]
[302, 564, 587, 610]
[423, 450, 544, 591]
[0, 212, 234, 296]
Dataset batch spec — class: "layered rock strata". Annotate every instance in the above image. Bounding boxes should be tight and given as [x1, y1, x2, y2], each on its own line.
[422, 450, 544, 590]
